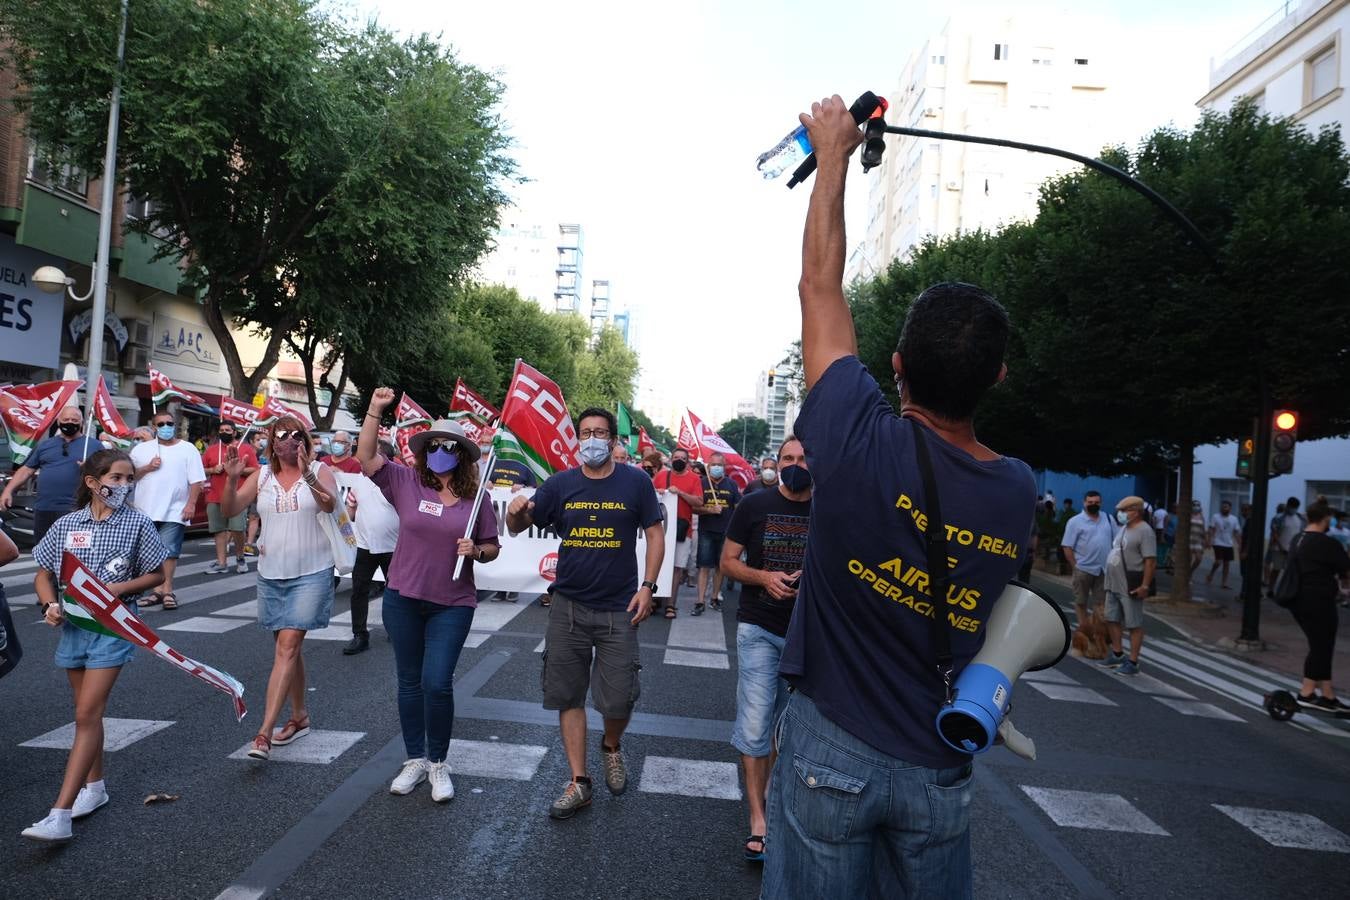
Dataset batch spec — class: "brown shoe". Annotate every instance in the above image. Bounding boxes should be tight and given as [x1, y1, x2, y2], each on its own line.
[548, 777, 593, 820]
[601, 743, 627, 795]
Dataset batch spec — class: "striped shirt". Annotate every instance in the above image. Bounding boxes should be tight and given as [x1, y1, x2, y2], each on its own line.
[33, 504, 169, 601]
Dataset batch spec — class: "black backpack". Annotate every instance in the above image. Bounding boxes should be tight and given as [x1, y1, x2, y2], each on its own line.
[1272, 533, 1304, 609]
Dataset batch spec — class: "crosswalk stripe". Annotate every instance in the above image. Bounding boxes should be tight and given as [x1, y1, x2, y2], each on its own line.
[1153, 697, 1245, 722]
[212, 599, 258, 618]
[21, 718, 175, 752]
[332, 598, 384, 627]
[161, 615, 252, 634]
[227, 730, 365, 764]
[1155, 637, 1303, 690]
[1066, 655, 1196, 699]
[662, 648, 731, 670]
[1213, 805, 1350, 853]
[1020, 667, 1078, 685]
[664, 607, 728, 668]
[1023, 682, 1117, 705]
[639, 755, 741, 801]
[1020, 786, 1169, 835]
[447, 738, 548, 781]
[3, 553, 218, 606]
[1144, 645, 1348, 738]
[1151, 639, 1296, 693]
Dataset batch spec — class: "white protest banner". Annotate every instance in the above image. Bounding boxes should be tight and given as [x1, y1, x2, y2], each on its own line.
[473, 487, 678, 597]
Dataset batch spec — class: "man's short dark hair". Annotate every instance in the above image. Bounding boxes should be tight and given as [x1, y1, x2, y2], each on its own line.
[1085, 490, 1101, 499]
[576, 407, 618, 440]
[777, 435, 802, 459]
[672, 446, 690, 459]
[896, 282, 1009, 421]
[1286, 497, 1300, 510]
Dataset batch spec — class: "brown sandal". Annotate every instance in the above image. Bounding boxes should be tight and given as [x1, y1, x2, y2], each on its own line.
[664, 605, 677, 619]
[161, 592, 178, 610]
[271, 715, 311, 746]
[138, 592, 165, 608]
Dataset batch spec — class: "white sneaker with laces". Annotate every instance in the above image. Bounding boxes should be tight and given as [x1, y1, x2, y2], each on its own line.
[205, 561, 229, 574]
[429, 761, 455, 802]
[390, 758, 430, 795]
[72, 785, 109, 819]
[236, 558, 249, 573]
[22, 811, 73, 842]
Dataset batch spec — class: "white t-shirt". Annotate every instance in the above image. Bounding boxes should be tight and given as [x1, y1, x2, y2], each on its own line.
[1152, 507, 1167, 530]
[1209, 513, 1241, 548]
[334, 471, 400, 554]
[130, 439, 207, 522]
[1277, 512, 1306, 550]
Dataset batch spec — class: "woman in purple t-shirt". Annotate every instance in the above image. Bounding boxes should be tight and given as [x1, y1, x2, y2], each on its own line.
[357, 388, 500, 803]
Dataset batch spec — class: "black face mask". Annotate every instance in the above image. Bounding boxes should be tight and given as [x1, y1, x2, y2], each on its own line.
[219, 433, 235, 444]
[1085, 504, 1101, 514]
[58, 422, 80, 437]
[779, 464, 812, 493]
[671, 459, 689, 473]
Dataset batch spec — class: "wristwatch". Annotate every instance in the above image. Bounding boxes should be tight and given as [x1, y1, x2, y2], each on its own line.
[641, 580, 658, 593]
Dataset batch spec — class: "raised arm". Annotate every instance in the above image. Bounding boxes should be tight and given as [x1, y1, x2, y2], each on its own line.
[357, 387, 395, 477]
[797, 95, 864, 391]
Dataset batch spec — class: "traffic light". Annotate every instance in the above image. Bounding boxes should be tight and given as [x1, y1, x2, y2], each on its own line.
[1236, 434, 1255, 479]
[767, 369, 776, 387]
[1268, 410, 1298, 476]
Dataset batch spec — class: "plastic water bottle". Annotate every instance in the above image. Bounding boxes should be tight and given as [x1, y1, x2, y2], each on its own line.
[756, 125, 812, 180]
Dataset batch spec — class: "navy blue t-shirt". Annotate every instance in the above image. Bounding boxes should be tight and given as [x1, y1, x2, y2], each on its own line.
[531, 463, 663, 610]
[25, 435, 104, 512]
[487, 459, 536, 488]
[697, 476, 741, 535]
[779, 356, 1036, 768]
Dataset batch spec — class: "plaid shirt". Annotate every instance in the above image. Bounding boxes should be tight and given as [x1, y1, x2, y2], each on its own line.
[33, 504, 170, 598]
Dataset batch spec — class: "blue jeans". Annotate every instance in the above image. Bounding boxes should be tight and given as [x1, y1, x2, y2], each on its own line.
[731, 623, 788, 757]
[763, 691, 974, 900]
[381, 589, 474, 763]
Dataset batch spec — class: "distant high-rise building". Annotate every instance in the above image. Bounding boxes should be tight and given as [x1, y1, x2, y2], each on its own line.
[474, 219, 557, 310]
[862, 12, 1120, 271]
[754, 367, 796, 451]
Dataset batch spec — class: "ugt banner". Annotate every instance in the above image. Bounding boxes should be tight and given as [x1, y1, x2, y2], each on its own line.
[473, 487, 678, 597]
[61, 552, 247, 721]
[0, 380, 80, 464]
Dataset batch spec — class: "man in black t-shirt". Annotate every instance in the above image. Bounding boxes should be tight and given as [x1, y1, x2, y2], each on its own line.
[720, 436, 811, 864]
[693, 452, 741, 614]
[506, 408, 664, 821]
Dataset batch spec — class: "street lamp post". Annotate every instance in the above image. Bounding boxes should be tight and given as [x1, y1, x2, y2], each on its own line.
[31, 0, 129, 429]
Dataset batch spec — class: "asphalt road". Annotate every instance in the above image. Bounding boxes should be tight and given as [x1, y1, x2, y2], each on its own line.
[2, 537, 1349, 899]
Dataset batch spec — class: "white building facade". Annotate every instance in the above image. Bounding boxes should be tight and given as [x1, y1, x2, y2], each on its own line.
[1190, 0, 1348, 517]
[862, 13, 1120, 272]
[474, 219, 558, 310]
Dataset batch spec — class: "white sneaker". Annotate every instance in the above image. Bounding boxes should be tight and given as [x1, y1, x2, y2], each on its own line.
[390, 758, 429, 795]
[235, 558, 249, 573]
[429, 761, 454, 802]
[72, 785, 109, 819]
[22, 811, 72, 842]
[205, 561, 229, 574]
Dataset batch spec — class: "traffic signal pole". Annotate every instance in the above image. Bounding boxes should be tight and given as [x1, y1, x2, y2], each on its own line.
[1238, 379, 1273, 645]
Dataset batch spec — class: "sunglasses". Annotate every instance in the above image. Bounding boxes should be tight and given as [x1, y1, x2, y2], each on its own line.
[273, 430, 304, 442]
[426, 440, 459, 453]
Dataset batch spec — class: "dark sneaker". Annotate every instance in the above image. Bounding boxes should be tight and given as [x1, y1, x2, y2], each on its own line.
[601, 743, 627, 795]
[1297, 693, 1324, 710]
[1117, 659, 1140, 676]
[1099, 651, 1126, 668]
[343, 634, 370, 655]
[1314, 696, 1350, 713]
[549, 777, 593, 820]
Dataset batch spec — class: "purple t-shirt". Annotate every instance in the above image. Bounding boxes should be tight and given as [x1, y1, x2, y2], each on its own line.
[371, 462, 499, 606]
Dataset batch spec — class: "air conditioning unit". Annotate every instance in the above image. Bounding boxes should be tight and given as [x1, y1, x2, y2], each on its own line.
[129, 318, 152, 347]
[946, 181, 961, 191]
[124, 346, 151, 373]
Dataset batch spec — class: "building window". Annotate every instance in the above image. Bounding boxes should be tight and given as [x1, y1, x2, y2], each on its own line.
[25, 141, 89, 199]
[1074, 58, 1089, 65]
[1308, 45, 1337, 102]
[993, 43, 1009, 61]
[1210, 479, 1251, 517]
[931, 54, 946, 65]
[1307, 481, 1350, 513]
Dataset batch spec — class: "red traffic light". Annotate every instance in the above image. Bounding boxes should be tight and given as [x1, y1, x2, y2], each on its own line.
[1275, 411, 1297, 431]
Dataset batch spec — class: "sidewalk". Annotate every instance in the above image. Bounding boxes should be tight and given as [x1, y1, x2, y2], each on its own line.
[1033, 558, 1350, 684]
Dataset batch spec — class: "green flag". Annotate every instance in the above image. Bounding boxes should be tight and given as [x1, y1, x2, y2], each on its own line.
[617, 402, 634, 452]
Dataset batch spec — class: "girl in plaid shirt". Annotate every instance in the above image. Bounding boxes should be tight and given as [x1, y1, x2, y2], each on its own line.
[21, 449, 168, 843]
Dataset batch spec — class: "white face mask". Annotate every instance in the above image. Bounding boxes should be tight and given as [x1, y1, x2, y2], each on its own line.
[761, 467, 778, 484]
[1116, 510, 1130, 526]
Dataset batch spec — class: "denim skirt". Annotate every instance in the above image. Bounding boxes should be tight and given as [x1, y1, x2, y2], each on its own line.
[257, 570, 334, 632]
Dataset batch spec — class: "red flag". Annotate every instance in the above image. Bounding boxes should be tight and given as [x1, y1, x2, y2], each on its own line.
[148, 366, 211, 409]
[451, 378, 501, 422]
[395, 393, 432, 427]
[637, 426, 656, 458]
[394, 423, 429, 466]
[262, 397, 313, 430]
[499, 360, 579, 475]
[220, 396, 275, 429]
[677, 417, 699, 454]
[61, 552, 246, 721]
[92, 375, 134, 441]
[0, 380, 81, 464]
[683, 409, 755, 489]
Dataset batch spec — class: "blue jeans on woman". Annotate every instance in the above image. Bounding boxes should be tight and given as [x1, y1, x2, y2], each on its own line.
[763, 690, 975, 900]
[381, 588, 474, 763]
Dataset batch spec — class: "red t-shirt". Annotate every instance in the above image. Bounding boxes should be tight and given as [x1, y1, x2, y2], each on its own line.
[201, 442, 259, 504]
[324, 455, 363, 474]
[655, 468, 703, 524]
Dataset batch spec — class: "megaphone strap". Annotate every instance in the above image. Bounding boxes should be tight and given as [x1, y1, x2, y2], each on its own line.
[909, 423, 955, 705]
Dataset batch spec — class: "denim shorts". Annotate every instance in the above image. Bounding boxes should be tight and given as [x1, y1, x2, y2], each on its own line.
[155, 521, 186, 559]
[731, 622, 789, 757]
[697, 530, 726, 568]
[55, 619, 135, 669]
[257, 570, 335, 632]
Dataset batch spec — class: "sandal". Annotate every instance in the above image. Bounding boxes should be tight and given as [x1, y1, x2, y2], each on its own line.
[246, 734, 271, 760]
[691, 602, 706, 617]
[664, 605, 677, 619]
[138, 592, 165, 608]
[539, 595, 552, 608]
[709, 597, 722, 612]
[271, 715, 311, 746]
[161, 592, 178, 610]
[744, 835, 766, 863]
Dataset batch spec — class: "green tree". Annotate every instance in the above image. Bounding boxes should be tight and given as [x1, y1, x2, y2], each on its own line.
[1, 0, 514, 407]
[717, 415, 771, 460]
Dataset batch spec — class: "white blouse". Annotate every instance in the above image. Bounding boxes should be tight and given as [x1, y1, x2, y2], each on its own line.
[256, 465, 332, 580]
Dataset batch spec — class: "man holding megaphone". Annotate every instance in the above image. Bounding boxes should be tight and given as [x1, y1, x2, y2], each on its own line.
[764, 96, 1041, 900]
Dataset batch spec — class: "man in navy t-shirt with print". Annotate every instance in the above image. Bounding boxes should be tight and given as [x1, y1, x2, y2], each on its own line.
[763, 97, 1036, 900]
[693, 452, 740, 615]
[506, 408, 664, 822]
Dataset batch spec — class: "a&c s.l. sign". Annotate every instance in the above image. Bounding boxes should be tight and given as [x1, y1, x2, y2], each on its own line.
[0, 236, 65, 370]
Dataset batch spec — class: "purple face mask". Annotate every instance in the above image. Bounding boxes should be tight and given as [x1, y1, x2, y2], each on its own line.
[427, 447, 459, 474]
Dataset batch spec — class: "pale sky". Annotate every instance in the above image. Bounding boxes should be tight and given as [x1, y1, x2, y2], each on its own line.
[349, 0, 1276, 428]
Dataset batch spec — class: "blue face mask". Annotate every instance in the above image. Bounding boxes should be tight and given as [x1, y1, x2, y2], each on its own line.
[579, 437, 611, 468]
[709, 464, 725, 480]
[426, 447, 459, 474]
[156, 425, 175, 441]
